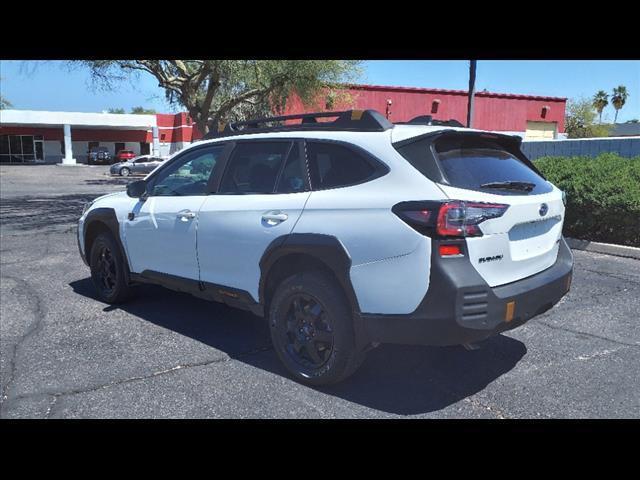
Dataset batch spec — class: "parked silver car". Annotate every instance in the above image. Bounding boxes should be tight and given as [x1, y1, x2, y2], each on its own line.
[110, 155, 166, 176]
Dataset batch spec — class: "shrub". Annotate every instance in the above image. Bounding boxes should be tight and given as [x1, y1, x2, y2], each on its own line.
[534, 153, 640, 247]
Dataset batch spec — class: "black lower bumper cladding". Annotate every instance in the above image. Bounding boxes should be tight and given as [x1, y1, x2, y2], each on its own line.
[361, 237, 574, 346]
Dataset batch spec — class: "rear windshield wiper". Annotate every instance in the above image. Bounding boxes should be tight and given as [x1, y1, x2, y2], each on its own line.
[480, 181, 536, 192]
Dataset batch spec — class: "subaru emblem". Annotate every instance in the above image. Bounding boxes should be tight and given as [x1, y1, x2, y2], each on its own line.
[539, 203, 548, 217]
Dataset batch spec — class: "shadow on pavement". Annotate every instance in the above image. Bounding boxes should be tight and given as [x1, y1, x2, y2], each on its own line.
[1, 194, 100, 231]
[70, 277, 526, 415]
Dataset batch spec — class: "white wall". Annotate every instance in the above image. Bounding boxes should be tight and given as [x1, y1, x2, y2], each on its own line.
[155, 141, 190, 158]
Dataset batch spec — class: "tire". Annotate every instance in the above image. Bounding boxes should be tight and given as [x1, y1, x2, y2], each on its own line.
[269, 271, 365, 385]
[120, 167, 130, 177]
[89, 232, 132, 304]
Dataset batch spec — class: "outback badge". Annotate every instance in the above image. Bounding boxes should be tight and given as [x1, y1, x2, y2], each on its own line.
[479, 254, 503, 264]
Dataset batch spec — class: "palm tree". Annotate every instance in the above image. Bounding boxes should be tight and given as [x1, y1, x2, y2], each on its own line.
[611, 85, 629, 123]
[592, 90, 609, 123]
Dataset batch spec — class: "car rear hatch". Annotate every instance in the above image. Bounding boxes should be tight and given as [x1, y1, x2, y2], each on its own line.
[394, 130, 565, 288]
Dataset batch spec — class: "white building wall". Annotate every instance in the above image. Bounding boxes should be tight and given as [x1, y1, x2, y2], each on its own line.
[156, 141, 191, 158]
[170, 142, 191, 155]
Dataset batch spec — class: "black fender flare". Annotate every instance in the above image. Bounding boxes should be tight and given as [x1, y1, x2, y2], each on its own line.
[258, 233, 370, 348]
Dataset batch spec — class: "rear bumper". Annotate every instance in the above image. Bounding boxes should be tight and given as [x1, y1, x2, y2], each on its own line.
[361, 237, 573, 346]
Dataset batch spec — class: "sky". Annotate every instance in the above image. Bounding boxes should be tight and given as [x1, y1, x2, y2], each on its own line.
[1, 60, 639, 123]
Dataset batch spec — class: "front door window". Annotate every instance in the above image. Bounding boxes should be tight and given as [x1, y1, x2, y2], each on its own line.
[149, 147, 223, 197]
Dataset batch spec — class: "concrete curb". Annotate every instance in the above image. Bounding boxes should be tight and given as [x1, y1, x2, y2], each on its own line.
[566, 237, 640, 260]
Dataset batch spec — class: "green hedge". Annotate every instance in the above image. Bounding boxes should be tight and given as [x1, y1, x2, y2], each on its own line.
[534, 153, 640, 247]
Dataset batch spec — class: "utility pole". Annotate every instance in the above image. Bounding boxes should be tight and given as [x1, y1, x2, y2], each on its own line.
[467, 60, 477, 128]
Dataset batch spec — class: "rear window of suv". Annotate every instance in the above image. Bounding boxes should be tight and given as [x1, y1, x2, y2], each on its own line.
[395, 134, 552, 195]
[306, 141, 384, 190]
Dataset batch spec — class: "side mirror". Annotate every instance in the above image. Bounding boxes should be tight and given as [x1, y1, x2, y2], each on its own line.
[126, 179, 148, 199]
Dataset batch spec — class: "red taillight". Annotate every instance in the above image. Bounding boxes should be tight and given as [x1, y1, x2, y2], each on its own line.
[393, 200, 509, 238]
[436, 201, 509, 237]
[402, 209, 432, 223]
[439, 244, 462, 256]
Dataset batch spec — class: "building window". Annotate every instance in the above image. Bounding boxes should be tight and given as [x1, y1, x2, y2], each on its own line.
[0, 135, 10, 159]
[541, 105, 550, 119]
[0, 135, 36, 163]
[160, 133, 166, 141]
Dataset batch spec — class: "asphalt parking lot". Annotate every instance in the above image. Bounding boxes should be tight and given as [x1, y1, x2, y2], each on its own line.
[1, 164, 639, 419]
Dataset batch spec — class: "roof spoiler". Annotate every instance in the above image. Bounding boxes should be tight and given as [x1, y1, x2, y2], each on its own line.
[204, 109, 394, 139]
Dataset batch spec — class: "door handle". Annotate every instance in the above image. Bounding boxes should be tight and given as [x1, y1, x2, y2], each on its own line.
[177, 209, 196, 220]
[262, 211, 288, 225]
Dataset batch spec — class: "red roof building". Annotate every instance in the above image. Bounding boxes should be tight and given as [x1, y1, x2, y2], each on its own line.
[0, 84, 566, 164]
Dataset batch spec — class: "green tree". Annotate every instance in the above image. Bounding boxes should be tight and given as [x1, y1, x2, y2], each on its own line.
[0, 77, 12, 109]
[130, 106, 156, 114]
[611, 85, 629, 123]
[107, 108, 125, 114]
[0, 95, 11, 109]
[565, 97, 611, 138]
[592, 90, 609, 123]
[70, 60, 361, 136]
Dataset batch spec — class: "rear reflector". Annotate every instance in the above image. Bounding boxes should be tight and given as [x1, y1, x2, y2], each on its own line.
[505, 301, 515, 322]
[439, 244, 462, 256]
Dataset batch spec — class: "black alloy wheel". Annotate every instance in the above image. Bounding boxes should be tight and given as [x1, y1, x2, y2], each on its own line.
[282, 293, 334, 369]
[95, 245, 117, 296]
[269, 272, 365, 385]
[89, 232, 132, 304]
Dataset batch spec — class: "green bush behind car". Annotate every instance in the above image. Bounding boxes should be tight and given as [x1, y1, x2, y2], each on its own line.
[535, 153, 640, 247]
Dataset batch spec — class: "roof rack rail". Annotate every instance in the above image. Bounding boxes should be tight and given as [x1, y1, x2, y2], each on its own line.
[395, 115, 465, 128]
[203, 109, 394, 139]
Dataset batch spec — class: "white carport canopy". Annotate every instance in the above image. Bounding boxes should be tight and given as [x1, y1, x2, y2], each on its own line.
[0, 110, 159, 164]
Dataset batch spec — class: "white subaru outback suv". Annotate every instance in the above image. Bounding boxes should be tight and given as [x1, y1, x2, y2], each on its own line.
[78, 109, 573, 385]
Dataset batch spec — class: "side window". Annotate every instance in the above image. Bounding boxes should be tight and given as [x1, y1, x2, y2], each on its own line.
[149, 145, 224, 196]
[306, 142, 377, 190]
[276, 143, 307, 193]
[219, 142, 291, 194]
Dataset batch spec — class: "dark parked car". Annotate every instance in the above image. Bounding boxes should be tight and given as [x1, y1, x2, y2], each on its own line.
[87, 146, 113, 165]
[110, 155, 165, 176]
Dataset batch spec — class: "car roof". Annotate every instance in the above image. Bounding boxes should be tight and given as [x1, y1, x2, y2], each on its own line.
[194, 123, 492, 145]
